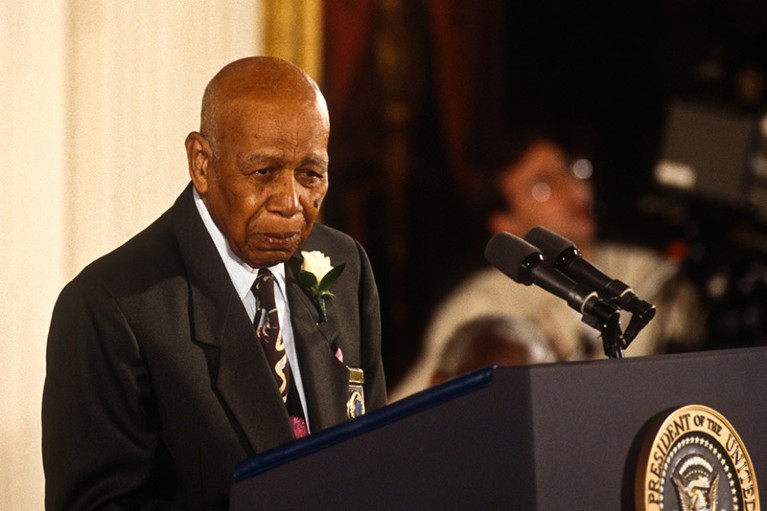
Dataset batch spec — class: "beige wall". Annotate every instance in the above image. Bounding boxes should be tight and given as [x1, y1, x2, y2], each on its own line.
[0, 2, 264, 508]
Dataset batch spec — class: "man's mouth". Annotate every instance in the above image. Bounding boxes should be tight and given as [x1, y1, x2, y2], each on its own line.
[255, 231, 301, 249]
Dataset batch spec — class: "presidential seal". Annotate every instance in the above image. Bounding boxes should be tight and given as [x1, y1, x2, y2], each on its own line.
[636, 404, 760, 511]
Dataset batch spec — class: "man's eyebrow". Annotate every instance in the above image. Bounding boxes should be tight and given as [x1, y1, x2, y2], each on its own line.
[237, 152, 329, 171]
[303, 154, 329, 169]
[239, 151, 283, 167]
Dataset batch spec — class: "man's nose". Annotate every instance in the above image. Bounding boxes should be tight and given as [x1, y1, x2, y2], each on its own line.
[268, 172, 301, 216]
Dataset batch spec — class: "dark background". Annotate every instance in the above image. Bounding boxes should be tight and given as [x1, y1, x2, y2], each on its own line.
[320, 0, 767, 388]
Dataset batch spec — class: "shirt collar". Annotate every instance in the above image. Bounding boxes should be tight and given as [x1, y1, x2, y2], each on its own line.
[193, 188, 286, 301]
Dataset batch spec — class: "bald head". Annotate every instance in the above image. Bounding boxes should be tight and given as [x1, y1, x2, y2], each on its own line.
[200, 56, 329, 147]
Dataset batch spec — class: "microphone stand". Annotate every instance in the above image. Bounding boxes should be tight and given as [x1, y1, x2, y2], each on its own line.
[582, 295, 656, 358]
[582, 308, 626, 359]
[621, 296, 656, 344]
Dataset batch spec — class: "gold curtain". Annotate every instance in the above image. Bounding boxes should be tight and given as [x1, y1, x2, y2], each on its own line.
[262, 0, 324, 84]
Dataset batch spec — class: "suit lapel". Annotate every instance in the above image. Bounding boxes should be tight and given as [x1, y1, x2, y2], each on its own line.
[171, 185, 294, 453]
[286, 253, 349, 431]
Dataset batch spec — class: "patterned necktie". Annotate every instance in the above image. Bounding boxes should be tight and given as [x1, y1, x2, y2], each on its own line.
[252, 269, 308, 438]
[253, 269, 290, 401]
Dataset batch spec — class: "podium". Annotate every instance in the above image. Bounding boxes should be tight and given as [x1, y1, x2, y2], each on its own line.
[230, 347, 767, 510]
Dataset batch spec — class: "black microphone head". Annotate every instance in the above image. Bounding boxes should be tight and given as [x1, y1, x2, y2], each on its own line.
[524, 226, 579, 263]
[485, 232, 543, 285]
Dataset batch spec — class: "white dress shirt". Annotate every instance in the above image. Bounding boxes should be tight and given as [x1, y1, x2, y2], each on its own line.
[193, 189, 310, 429]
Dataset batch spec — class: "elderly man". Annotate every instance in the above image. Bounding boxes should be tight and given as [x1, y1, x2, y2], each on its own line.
[42, 57, 386, 510]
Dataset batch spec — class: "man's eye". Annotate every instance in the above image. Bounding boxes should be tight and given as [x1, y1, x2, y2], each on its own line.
[299, 169, 324, 181]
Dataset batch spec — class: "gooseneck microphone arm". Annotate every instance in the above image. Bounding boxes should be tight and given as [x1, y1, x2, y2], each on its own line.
[485, 232, 626, 358]
[524, 226, 656, 344]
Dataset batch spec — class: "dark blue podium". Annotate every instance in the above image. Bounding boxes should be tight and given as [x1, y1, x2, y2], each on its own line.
[230, 347, 767, 510]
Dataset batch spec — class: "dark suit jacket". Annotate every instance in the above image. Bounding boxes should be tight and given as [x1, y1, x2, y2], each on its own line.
[42, 184, 386, 510]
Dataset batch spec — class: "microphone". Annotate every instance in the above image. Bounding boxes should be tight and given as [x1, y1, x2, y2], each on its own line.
[523, 226, 655, 341]
[484, 232, 619, 326]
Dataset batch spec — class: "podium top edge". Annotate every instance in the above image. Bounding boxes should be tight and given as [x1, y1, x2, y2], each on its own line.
[233, 366, 495, 481]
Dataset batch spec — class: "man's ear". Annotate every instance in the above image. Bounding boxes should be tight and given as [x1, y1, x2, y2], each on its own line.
[185, 132, 212, 195]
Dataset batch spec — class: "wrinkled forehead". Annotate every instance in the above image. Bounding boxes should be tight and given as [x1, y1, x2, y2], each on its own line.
[227, 74, 321, 104]
[221, 92, 330, 134]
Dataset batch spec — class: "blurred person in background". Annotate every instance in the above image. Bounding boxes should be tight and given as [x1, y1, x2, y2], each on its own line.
[392, 133, 706, 401]
[430, 314, 556, 387]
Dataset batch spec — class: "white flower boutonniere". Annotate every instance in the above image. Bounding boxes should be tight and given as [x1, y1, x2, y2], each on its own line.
[298, 250, 345, 323]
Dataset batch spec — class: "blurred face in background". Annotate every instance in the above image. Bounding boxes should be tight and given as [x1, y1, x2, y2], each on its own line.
[489, 139, 596, 249]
